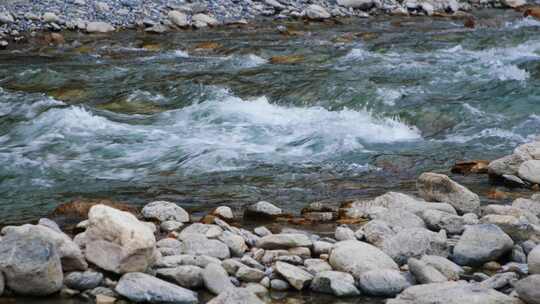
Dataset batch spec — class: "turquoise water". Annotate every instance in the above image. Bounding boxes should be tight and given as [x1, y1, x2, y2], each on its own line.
[0, 10, 539, 223]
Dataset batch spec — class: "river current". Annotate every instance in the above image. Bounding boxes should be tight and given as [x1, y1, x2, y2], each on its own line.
[1, 9, 539, 225]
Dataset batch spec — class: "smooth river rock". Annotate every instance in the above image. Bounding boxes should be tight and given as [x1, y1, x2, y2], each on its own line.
[453, 224, 513, 266]
[179, 233, 230, 259]
[408, 258, 447, 284]
[256, 233, 312, 249]
[515, 275, 540, 304]
[518, 160, 540, 184]
[387, 281, 522, 304]
[84, 204, 157, 274]
[64, 271, 103, 291]
[207, 288, 264, 304]
[0, 234, 63, 296]
[417, 172, 480, 214]
[275, 261, 313, 290]
[528, 244, 540, 274]
[142, 201, 190, 223]
[329, 240, 399, 279]
[382, 228, 449, 265]
[156, 265, 203, 289]
[116, 272, 198, 304]
[86, 21, 115, 33]
[310, 271, 360, 297]
[202, 263, 235, 295]
[358, 269, 410, 297]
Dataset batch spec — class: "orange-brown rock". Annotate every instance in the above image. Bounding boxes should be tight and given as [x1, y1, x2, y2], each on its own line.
[51, 198, 137, 218]
[524, 7, 540, 20]
[464, 17, 476, 29]
[451, 160, 489, 174]
[486, 189, 509, 200]
[269, 55, 304, 64]
[43, 33, 65, 45]
[194, 42, 221, 50]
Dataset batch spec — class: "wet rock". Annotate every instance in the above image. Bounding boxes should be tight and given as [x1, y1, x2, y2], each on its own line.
[529, 245, 540, 274]
[305, 4, 331, 20]
[310, 270, 360, 297]
[451, 160, 489, 174]
[116, 272, 197, 304]
[386, 281, 521, 304]
[1, 224, 87, 271]
[245, 201, 282, 219]
[256, 233, 312, 249]
[0, 40, 7, 49]
[84, 205, 157, 274]
[142, 201, 190, 223]
[408, 258, 447, 284]
[417, 172, 480, 214]
[421, 209, 465, 234]
[179, 233, 230, 259]
[382, 228, 449, 265]
[168, 10, 189, 27]
[515, 275, 540, 304]
[0, 235, 63, 296]
[86, 22, 115, 33]
[358, 269, 410, 297]
[192, 14, 219, 28]
[420, 255, 463, 280]
[275, 261, 313, 290]
[156, 265, 203, 289]
[518, 160, 540, 184]
[453, 224, 513, 266]
[64, 271, 103, 291]
[329, 240, 399, 279]
[202, 263, 235, 294]
[269, 55, 304, 64]
[207, 288, 264, 304]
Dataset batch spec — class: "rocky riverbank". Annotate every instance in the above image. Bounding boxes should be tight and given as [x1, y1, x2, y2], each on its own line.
[1, 140, 540, 303]
[0, 0, 535, 48]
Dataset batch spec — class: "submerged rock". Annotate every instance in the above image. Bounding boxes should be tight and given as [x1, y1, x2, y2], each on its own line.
[84, 204, 157, 274]
[0, 235, 63, 296]
[417, 172, 480, 214]
[116, 272, 198, 304]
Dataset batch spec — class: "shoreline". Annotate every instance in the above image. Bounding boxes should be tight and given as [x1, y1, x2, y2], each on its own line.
[0, 140, 539, 303]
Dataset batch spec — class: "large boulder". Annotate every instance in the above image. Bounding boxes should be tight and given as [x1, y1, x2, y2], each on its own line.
[1, 223, 87, 271]
[529, 245, 540, 274]
[207, 288, 264, 304]
[329, 240, 399, 279]
[480, 214, 540, 242]
[84, 204, 157, 274]
[387, 281, 522, 304]
[116, 272, 198, 304]
[256, 234, 312, 249]
[452, 224, 513, 266]
[382, 228, 449, 265]
[417, 173, 480, 214]
[357, 269, 410, 297]
[310, 271, 360, 297]
[275, 261, 313, 290]
[142, 201, 190, 223]
[518, 160, 540, 184]
[515, 275, 540, 304]
[0, 234, 63, 296]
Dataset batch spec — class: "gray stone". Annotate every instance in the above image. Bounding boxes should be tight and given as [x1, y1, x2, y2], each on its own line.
[417, 172, 480, 214]
[310, 271, 360, 297]
[313, 241, 333, 255]
[0, 272, 3, 297]
[422, 209, 465, 234]
[270, 279, 290, 291]
[207, 288, 264, 304]
[38, 218, 62, 233]
[222, 258, 245, 275]
[329, 240, 399, 279]
[387, 281, 522, 304]
[236, 266, 265, 282]
[154, 254, 220, 269]
[156, 265, 203, 289]
[529, 245, 540, 274]
[202, 263, 235, 295]
[305, 4, 331, 19]
[0, 235, 63, 296]
[115, 272, 197, 304]
[64, 271, 103, 291]
[358, 269, 410, 297]
[142, 201, 190, 223]
[362, 220, 396, 247]
[479, 272, 518, 290]
[513, 198, 540, 217]
[219, 231, 247, 257]
[168, 10, 189, 27]
[382, 228, 449, 265]
[371, 208, 426, 230]
[42, 12, 59, 23]
[518, 160, 540, 184]
[335, 225, 356, 241]
[515, 275, 540, 304]
[86, 22, 115, 33]
[179, 233, 230, 259]
[453, 224, 514, 266]
[161, 221, 184, 232]
[337, 0, 376, 9]
[275, 261, 313, 290]
[304, 259, 332, 274]
[256, 234, 312, 249]
[420, 255, 463, 280]
[480, 214, 540, 243]
[408, 258, 447, 284]
[192, 13, 219, 28]
[213, 206, 234, 220]
[245, 201, 282, 218]
[254, 226, 272, 237]
[180, 223, 223, 238]
[0, 12, 14, 24]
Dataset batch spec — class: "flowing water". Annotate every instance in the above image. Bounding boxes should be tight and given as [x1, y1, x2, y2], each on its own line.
[1, 9, 540, 226]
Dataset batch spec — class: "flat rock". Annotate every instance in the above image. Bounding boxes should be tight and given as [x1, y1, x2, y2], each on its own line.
[192, 13, 219, 28]
[156, 265, 203, 289]
[236, 266, 265, 283]
[513, 198, 540, 217]
[207, 288, 264, 304]
[275, 261, 313, 290]
[358, 269, 410, 297]
[116, 272, 197, 304]
[179, 233, 230, 259]
[64, 271, 103, 291]
[329, 240, 399, 279]
[84, 205, 157, 274]
[453, 224, 513, 266]
[417, 172, 480, 214]
[515, 275, 540, 304]
[0, 234, 63, 296]
[337, 0, 376, 9]
[142, 201, 190, 223]
[387, 281, 522, 304]
[256, 233, 312, 249]
[310, 270, 360, 297]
